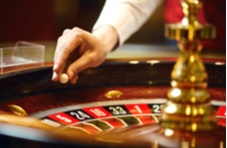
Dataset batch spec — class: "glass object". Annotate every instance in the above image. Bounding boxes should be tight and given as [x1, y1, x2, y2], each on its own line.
[0, 41, 45, 74]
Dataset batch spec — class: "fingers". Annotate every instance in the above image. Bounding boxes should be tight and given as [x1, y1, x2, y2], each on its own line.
[52, 38, 72, 81]
[52, 27, 83, 82]
[66, 52, 93, 83]
[70, 74, 79, 84]
[67, 49, 107, 84]
[63, 29, 70, 35]
[52, 27, 107, 85]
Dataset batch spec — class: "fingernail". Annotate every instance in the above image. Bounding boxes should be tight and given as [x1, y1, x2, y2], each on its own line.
[52, 72, 57, 80]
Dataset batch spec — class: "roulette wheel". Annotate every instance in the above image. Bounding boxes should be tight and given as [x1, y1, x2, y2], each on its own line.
[0, 58, 225, 147]
[0, 0, 225, 147]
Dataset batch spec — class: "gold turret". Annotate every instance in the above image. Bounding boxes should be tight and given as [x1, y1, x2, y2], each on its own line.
[161, 0, 216, 132]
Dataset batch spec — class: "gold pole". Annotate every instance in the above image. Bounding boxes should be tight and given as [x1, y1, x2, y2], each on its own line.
[161, 0, 216, 132]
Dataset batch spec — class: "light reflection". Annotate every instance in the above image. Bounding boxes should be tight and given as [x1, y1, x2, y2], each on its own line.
[182, 18, 189, 26]
[191, 97, 196, 103]
[185, 105, 191, 115]
[189, 55, 195, 62]
[193, 0, 200, 4]
[148, 81, 153, 85]
[192, 107, 198, 116]
[198, 107, 205, 115]
[214, 62, 225, 66]
[181, 140, 190, 148]
[190, 76, 196, 82]
[164, 103, 177, 114]
[146, 60, 160, 65]
[191, 137, 196, 148]
[170, 88, 181, 97]
[128, 60, 139, 64]
[191, 123, 197, 132]
[164, 128, 174, 136]
[220, 141, 224, 148]
[171, 81, 177, 87]
[42, 119, 61, 128]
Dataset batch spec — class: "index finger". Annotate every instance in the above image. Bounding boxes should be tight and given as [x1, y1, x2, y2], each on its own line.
[52, 28, 84, 81]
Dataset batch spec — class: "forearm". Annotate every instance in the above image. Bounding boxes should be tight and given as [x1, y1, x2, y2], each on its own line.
[93, 0, 164, 45]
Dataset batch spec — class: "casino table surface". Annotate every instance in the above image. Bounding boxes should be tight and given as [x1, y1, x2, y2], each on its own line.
[0, 43, 225, 147]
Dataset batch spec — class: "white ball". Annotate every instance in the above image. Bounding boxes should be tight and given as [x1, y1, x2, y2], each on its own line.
[59, 73, 69, 84]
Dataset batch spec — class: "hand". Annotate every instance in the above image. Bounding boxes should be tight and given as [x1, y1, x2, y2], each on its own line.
[52, 26, 118, 84]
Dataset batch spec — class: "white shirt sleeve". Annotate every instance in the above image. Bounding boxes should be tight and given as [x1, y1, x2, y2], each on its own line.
[92, 0, 164, 45]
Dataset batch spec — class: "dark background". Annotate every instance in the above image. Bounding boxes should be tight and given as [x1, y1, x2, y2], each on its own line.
[0, 0, 165, 44]
[0, 0, 225, 52]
